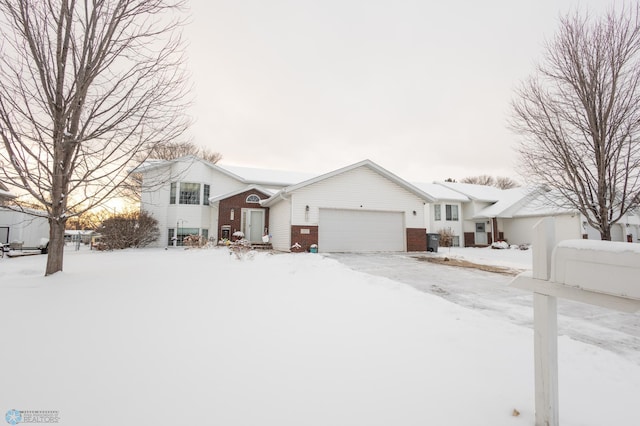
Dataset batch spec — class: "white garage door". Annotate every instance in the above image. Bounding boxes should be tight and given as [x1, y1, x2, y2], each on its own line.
[318, 208, 405, 252]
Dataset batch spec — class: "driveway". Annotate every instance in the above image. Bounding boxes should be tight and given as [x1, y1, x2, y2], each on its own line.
[328, 252, 640, 366]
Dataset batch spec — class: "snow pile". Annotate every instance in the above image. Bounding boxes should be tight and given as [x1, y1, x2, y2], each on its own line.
[1, 247, 639, 425]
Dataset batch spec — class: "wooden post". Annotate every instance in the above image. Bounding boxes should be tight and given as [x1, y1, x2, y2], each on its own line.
[531, 218, 559, 426]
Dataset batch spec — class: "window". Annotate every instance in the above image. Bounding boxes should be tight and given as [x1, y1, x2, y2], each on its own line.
[203, 184, 210, 206]
[434, 204, 441, 221]
[169, 182, 176, 204]
[452, 236, 460, 247]
[168, 228, 175, 246]
[446, 204, 459, 221]
[176, 227, 199, 246]
[179, 182, 200, 204]
[201, 229, 208, 240]
[246, 194, 260, 203]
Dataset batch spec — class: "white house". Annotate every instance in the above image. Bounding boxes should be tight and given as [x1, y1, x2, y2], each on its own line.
[0, 207, 50, 249]
[413, 182, 469, 247]
[135, 155, 317, 247]
[137, 157, 435, 252]
[137, 157, 640, 251]
[430, 182, 640, 246]
[261, 160, 435, 253]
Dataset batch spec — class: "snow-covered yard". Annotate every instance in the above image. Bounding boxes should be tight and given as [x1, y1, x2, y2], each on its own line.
[1, 246, 639, 425]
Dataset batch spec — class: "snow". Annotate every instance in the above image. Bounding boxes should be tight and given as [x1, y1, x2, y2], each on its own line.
[1, 246, 640, 425]
[218, 164, 319, 187]
[411, 182, 470, 202]
[473, 187, 533, 219]
[557, 238, 640, 254]
[435, 181, 506, 202]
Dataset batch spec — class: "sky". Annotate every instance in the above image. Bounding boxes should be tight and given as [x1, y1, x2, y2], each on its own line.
[182, 0, 612, 183]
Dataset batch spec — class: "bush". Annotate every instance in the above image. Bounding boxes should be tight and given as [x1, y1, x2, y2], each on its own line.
[99, 210, 159, 249]
[438, 227, 455, 247]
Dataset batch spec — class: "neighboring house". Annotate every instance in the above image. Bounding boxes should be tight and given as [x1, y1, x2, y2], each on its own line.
[431, 182, 640, 246]
[0, 181, 16, 206]
[0, 207, 49, 248]
[64, 230, 97, 245]
[0, 182, 49, 248]
[429, 182, 512, 246]
[413, 182, 469, 246]
[137, 157, 434, 252]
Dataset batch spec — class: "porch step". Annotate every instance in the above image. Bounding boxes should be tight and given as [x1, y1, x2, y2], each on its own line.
[249, 242, 273, 250]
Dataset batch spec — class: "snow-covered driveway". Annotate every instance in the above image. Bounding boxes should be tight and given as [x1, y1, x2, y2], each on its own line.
[329, 250, 640, 366]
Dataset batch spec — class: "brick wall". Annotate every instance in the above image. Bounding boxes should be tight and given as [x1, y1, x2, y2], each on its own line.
[290, 225, 319, 252]
[464, 232, 475, 247]
[406, 228, 427, 252]
[218, 189, 270, 240]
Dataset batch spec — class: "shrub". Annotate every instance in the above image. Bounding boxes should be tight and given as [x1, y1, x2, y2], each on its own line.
[438, 227, 455, 247]
[99, 210, 159, 249]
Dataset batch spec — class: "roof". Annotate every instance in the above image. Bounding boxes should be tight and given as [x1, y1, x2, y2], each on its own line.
[217, 164, 319, 187]
[134, 155, 319, 187]
[435, 181, 505, 202]
[412, 182, 470, 202]
[0, 180, 15, 200]
[208, 184, 277, 203]
[510, 191, 578, 218]
[261, 159, 436, 207]
[473, 187, 535, 219]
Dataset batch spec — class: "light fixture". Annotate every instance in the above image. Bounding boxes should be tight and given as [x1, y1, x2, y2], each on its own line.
[412, 210, 417, 216]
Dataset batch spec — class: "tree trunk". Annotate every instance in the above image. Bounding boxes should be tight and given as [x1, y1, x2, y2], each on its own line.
[45, 218, 67, 276]
[599, 224, 612, 241]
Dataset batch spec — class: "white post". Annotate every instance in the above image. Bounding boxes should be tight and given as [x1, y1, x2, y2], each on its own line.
[532, 218, 559, 426]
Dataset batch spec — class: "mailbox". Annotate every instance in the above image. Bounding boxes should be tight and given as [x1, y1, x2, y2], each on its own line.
[551, 239, 640, 301]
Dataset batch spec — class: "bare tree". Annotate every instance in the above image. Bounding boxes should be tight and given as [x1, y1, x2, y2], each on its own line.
[494, 176, 519, 190]
[149, 141, 222, 163]
[511, 4, 640, 240]
[460, 175, 519, 189]
[0, 1, 190, 275]
[461, 175, 496, 186]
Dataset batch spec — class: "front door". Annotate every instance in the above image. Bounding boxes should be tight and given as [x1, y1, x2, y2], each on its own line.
[475, 222, 487, 245]
[242, 209, 265, 242]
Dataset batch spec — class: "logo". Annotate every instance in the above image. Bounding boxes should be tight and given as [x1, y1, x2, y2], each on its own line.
[4, 410, 59, 424]
[5, 410, 22, 426]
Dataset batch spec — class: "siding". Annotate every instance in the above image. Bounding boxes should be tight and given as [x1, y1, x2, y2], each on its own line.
[141, 159, 247, 247]
[501, 214, 581, 245]
[290, 166, 426, 229]
[429, 202, 463, 239]
[268, 198, 291, 251]
[0, 209, 49, 246]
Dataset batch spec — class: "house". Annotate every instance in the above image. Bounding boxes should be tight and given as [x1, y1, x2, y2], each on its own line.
[261, 160, 435, 253]
[137, 156, 640, 251]
[0, 181, 15, 205]
[428, 182, 640, 246]
[136, 155, 317, 248]
[137, 157, 434, 252]
[0, 207, 50, 248]
[0, 181, 50, 248]
[413, 182, 469, 247]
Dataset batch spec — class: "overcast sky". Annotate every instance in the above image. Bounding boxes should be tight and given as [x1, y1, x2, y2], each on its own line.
[182, 0, 612, 183]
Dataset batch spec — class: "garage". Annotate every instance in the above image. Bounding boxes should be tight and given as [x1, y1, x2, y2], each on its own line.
[318, 208, 405, 252]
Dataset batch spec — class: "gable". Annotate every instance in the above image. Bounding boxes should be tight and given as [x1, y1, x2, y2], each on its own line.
[287, 165, 427, 228]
